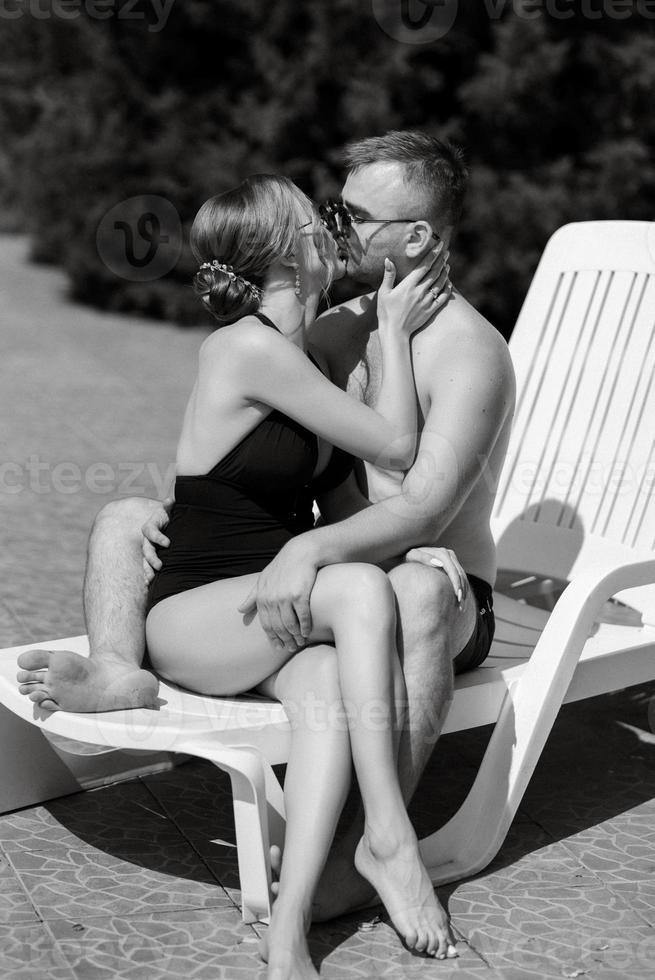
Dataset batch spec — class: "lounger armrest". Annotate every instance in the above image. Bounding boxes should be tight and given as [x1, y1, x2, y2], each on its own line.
[526, 558, 655, 672]
[420, 557, 655, 885]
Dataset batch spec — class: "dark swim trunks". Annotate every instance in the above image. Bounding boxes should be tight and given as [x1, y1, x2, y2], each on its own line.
[452, 574, 495, 675]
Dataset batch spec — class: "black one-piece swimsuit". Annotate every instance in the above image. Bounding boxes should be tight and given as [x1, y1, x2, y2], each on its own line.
[146, 312, 353, 613]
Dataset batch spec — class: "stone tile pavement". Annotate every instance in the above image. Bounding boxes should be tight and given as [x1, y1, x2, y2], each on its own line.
[0, 233, 202, 647]
[2, 235, 655, 978]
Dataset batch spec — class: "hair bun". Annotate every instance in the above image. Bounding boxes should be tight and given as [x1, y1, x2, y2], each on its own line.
[194, 260, 262, 325]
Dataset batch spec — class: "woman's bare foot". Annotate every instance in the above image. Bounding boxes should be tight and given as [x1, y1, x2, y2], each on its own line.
[16, 648, 159, 712]
[259, 906, 319, 980]
[354, 830, 457, 959]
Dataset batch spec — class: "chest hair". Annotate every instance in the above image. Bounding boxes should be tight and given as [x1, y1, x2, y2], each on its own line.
[346, 333, 383, 407]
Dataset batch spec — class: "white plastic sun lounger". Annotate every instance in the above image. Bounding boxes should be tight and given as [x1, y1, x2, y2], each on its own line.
[2, 220, 655, 924]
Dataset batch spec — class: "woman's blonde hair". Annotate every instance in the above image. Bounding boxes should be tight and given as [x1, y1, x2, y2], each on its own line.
[190, 174, 333, 325]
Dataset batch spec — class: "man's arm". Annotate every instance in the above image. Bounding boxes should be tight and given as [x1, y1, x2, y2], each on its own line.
[300, 337, 512, 562]
[239, 326, 514, 652]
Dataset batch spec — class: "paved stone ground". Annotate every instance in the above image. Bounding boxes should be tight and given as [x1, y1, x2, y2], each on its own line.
[0, 234, 202, 646]
[2, 235, 655, 978]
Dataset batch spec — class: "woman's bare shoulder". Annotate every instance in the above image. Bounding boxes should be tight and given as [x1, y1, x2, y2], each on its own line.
[199, 315, 281, 363]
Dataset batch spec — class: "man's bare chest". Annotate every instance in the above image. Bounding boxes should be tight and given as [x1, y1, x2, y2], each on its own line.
[346, 345, 380, 407]
[344, 333, 429, 419]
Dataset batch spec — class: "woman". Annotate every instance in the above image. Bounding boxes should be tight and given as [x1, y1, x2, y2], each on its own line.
[145, 175, 454, 980]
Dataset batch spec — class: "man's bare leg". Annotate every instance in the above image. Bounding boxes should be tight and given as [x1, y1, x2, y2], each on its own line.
[16, 497, 161, 712]
[310, 562, 476, 921]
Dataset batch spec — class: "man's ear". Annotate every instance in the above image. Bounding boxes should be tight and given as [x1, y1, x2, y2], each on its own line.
[404, 220, 436, 259]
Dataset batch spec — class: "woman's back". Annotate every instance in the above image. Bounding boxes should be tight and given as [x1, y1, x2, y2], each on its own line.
[146, 312, 326, 611]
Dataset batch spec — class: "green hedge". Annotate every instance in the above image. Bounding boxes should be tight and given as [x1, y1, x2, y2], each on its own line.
[1, 1, 654, 337]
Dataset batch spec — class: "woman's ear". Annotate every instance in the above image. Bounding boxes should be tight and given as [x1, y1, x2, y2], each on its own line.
[404, 220, 435, 259]
[279, 253, 298, 270]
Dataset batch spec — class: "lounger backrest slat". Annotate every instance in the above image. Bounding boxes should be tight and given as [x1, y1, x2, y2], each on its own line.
[494, 222, 655, 567]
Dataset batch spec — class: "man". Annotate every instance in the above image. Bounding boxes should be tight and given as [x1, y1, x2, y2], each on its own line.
[17, 130, 515, 919]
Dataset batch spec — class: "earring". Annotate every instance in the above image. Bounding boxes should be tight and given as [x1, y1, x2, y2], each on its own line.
[294, 267, 301, 297]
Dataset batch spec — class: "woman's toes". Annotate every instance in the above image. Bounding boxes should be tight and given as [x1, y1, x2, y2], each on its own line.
[403, 928, 418, 950]
[414, 930, 428, 953]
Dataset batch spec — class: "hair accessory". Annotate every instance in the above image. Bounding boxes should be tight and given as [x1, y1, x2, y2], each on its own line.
[199, 260, 264, 301]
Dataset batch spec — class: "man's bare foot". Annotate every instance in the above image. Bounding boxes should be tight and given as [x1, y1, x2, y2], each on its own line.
[259, 907, 319, 980]
[354, 830, 457, 959]
[312, 849, 377, 922]
[16, 649, 159, 712]
[270, 840, 376, 922]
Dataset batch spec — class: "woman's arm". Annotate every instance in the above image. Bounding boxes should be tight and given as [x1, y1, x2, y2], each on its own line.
[372, 247, 449, 466]
[229, 248, 445, 471]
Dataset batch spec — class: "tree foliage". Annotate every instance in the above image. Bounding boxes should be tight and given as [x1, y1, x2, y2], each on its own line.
[1, 0, 653, 336]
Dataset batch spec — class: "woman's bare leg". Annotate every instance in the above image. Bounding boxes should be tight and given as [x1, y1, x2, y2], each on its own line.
[146, 562, 453, 966]
[256, 647, 351, 980]
[314, 566, 453, 958]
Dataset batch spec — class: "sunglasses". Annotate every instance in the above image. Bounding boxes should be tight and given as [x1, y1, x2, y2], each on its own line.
[319, 200, 439, 242]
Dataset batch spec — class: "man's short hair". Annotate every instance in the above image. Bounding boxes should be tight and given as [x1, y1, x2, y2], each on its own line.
[343, 130, 468, 230]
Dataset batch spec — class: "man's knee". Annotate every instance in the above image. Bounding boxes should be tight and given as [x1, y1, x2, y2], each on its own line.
[388, 562, 458, 642]
[92, 496, 160, 540]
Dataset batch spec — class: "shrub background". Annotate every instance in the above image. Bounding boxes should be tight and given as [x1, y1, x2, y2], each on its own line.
[1, 0, 654, 337]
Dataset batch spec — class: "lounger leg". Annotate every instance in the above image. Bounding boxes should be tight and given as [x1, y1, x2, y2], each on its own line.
[262, 757, 286, 856]
[420, 621, 593, 884]
[177, 740, 278, 923]
[419, 678, 526, 884]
